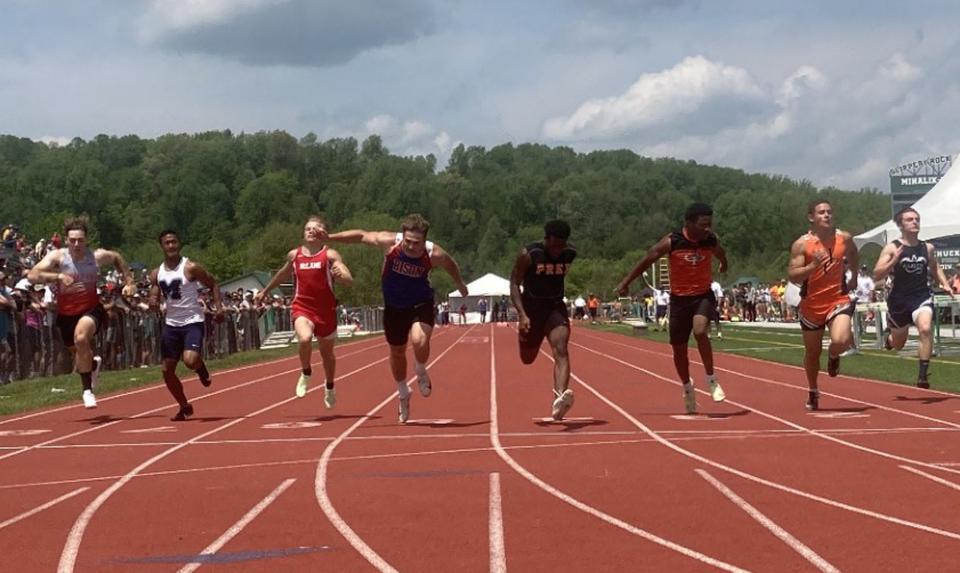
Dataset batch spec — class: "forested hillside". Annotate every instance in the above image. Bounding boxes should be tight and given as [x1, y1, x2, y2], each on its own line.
[0, 132, 889, 303]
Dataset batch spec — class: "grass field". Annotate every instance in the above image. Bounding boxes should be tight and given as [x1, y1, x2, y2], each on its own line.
[0, 334, 376, 416]
[585, 321, 960, 393]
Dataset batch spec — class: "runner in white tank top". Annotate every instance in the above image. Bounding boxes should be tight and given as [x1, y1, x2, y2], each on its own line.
[149, 230, 224, 421]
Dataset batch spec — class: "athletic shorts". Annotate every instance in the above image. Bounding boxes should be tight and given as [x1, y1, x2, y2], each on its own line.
[55, 304, 106, 348]
[292, 306, 337, 338]
[161, 322, 206, 360]
[887, 295, 934, 330]
[669, 291, 715, 345]
[798, 298, 854, 331]
[384, 301, 435, 346]
[519, 297, 569, 351]
[588, 307, 598, 318]
[655, 305, 667, 320]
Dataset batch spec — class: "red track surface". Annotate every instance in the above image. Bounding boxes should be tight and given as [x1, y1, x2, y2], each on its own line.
[2, 324, 960, 571]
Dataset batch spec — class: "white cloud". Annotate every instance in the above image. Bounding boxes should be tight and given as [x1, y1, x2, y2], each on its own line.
[138, 0, 286, 41]
[353, 114, 455, 161]
[542, 56, 767, 141]
[880, 52, 922, 83]
[38, 135, 72, 148]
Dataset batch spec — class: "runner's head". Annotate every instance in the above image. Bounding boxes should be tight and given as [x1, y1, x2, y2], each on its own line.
[304, 215, 327, 244]
[400, 213, 430, 257]
[807, 199, 833, 230]
[543, 219, 571, 256]
[683, 203, 713, 238]
[63, 216, 89, 256]
[157, 229, 182, 258]
[894, 207, 920, 235]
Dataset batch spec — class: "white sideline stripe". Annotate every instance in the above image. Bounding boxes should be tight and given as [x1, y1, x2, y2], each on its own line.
[177, 478, 295, 573]
[0, 340, 385, 463]
[562, 337, 960, 542]
[0, 487, 89, 530]
[488, 326, 749, 572]
[570, 338, 960, 480]
[0, 335, 384, 426]
[56, 355, 390, 573]
[899, 465, 960, 492]
[314, 326, 475, 573]
[696, 470, 839, 573]
[489, 472, 506, 573]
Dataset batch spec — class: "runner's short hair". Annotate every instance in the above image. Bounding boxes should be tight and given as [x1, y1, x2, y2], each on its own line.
[684, 202, 713, 222]
[157, 229, 178, 243]
[894, 207, 919, 227]
[401, 213, 430, 236]
[807, 199, 831, 215]
[63, 216, 89, 236]
[306, 215, 327, 228]
[544, 220, 571, 240]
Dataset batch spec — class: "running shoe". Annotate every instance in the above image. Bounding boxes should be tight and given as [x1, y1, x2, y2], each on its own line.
[91, 356, 102, 390]
[708, 377, 726, 402]
[683, 385, 697, 414]
[398, 394, 411, 424]
[416, 369, 432, 398]
[551, 389, 575, 421]
[827, 356, 840, 377]
[324, 387, 337, 409]
[82, 389, 97, 409]
[917, 378, 930, 390]
[805, 391, 819, 411]
[199, 367, 212, 388]
[171, 403, 194, 421]
[295, 373, 310, 398]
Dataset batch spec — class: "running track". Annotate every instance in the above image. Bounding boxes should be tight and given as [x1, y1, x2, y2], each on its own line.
[2, 324, 959, 571]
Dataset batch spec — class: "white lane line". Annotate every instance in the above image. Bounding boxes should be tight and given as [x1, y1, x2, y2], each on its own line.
[0, 487, 89, 530]
[0, 340, 384, 463]
[57, 355, 390, 573]
[489, 472, 506, 573]
[177, 478, 296, 573]
[558, 338, 960, 542]
[899, 465, 960, 492]
[488, 326, 749, 572]
[314, 326, 476, 573]
[695, 470, 840, 573]
[0, 335, 385, 426]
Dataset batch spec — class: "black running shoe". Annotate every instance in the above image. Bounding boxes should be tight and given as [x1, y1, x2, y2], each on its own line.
[827, 356, 840, 377]
[171, 403, 194, 421]
[199, 372, 212, 388]
[883, 335, 893, 351]
[917, 379, 930, 389]
[806, 391, 819, 411]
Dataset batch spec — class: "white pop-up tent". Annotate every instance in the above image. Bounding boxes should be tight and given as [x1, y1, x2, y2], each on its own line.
[854, 153, 960, 248]
[446, 272, 512, 323]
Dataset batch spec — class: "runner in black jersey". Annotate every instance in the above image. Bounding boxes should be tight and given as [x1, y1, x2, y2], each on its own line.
[511, 220, 577, 420]
[873, 207, 956, 388]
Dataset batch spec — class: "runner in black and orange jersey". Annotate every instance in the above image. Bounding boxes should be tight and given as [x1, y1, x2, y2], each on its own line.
[617, 203, 729, 414]
[787, 199, 859, 411]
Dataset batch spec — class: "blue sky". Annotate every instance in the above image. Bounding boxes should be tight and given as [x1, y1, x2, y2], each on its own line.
[2, 0, 958, 190]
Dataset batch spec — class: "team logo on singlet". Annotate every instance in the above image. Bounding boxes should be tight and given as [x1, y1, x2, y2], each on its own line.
[899, 254, 926, 275]
[300, 262, 325, 270]
[535, 263, 571, 275]
[682, 252, 705, 265]
[391, 259, 426, 278]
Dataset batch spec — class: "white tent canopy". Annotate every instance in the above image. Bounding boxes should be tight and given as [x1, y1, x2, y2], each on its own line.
[448, 272, 511, 298]
[854, 153, 960, 248]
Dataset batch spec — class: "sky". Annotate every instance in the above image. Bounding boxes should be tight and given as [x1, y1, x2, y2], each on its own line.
[2, 0, 959, 191]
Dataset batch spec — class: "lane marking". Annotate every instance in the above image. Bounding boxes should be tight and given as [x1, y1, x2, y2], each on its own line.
[314, 326, 476, 573]
[0, 429, 51, 437]
[696, 469, 839, 573]
[177, 479, 296, 573]
[489, 472, 506, 573]
[899, 465, 960, 493]
[121, 427, 178, 434]
[0, 487, 89, 530]
[261, 422, 323, 430]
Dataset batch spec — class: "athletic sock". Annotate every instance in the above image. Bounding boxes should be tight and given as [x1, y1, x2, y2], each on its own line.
[302, 367, 312, 377]
[705, 373, 716, 384]
[919, 360, 930, 381]
[396, 380, 410, 399]
[414, 361, 426, 374]
[80, 372, 93, 392]
[683, 381, 694, 393]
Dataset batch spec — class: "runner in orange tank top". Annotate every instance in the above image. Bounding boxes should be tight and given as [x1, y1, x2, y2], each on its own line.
[617, 203, 730, 415]
[787, 199, 858, 411]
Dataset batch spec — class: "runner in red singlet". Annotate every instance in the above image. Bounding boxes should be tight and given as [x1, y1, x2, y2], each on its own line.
[617, 203, 729, 414]
[257, 216, 353, 408]
[27, 216, 135, 408]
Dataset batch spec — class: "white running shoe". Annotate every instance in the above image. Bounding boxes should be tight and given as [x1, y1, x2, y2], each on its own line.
[551, 389, 575, 421]
[295, 373, 310, 398]
[82, 389, 97, 409]
[91, 356, 102, 390]
[683, 385, 697, 414]
[324, 387, 336, 409]
[709, 378, 726, 402]
[398, 394, 411, 423]
[416, 369, 432, 398]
